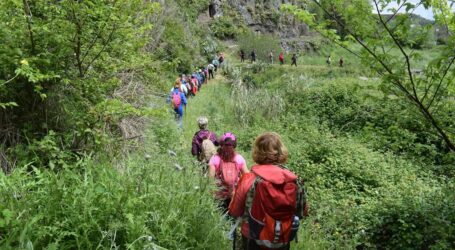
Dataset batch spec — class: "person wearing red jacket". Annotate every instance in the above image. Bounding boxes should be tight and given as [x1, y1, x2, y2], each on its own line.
[229, 132, 308, 250]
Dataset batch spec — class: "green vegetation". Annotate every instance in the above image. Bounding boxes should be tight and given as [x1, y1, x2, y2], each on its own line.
[236, 32, 282, 61]
[1, 0, 230, 248]
[283, 0, 455, 151]
[0, 119, 229, 249]
[222, 49, 455, 248]
[1, 0, 454, 249]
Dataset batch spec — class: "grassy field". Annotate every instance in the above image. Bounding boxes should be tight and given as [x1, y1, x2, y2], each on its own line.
[179, 47, 455, 249]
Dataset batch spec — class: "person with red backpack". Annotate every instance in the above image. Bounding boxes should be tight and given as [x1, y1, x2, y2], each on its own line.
[192, 117, 219, 165]
[209, 132, 249, 213]
[279, 52, 285, 65]
[190, 75, 198, 96]
[229, 132, 308, 250]
[168, 80, 187, 129]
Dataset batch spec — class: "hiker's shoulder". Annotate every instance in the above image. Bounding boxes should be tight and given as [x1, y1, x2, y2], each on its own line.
[209, 154, 221, 165]
[233, 154, 246, 163]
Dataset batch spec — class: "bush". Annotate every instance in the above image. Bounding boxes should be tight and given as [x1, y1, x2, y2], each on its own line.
[210, 16, 239, 39]
[0, 120, 230, 249]
[224, 59, 455, 249]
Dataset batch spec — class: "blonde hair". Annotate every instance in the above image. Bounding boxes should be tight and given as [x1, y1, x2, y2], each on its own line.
[174, 78, 181, 88]
[252, 132, 288, 165]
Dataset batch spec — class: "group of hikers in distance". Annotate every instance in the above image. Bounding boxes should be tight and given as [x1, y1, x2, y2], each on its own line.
[167, 52, 225, 129]
[240, 49, 345, 67]
[191, 117, 309, 250]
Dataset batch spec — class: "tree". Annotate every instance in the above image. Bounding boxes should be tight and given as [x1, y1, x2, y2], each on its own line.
[0, 0, 160, 167]
[283, 0, 455, 151]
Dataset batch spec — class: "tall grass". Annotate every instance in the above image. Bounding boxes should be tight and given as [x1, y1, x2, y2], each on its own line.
[0, 118, 230, 249]
[219, 52, 455, 249]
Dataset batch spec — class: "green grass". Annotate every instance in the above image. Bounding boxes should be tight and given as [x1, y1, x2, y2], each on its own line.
[0, 115, 232, 249]
[212, 49, 454, 249]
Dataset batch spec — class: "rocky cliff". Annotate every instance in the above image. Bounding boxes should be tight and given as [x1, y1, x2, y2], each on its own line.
[208, 0, 309, 38]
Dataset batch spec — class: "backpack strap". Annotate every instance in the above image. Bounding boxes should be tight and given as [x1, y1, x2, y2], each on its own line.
[295, 178, 308, 219]
[243, 172, 260, 219]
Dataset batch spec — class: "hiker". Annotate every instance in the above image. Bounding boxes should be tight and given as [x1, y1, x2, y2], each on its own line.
[177, 75, 188, 96]
[240, 49, 245, 62]
[339, 57, 344, 67]
[326, 55, 331, 66]
[209, 132, 249, 213]
[250, 50, 256, 63]
[269, 51, 274, 64]
[291, 53, 297, 67]
[219, 52, 225, 66]
[229, 132, 309, 250]
[192, 117, 219, 165]
[196, 70, 204, 88]
[279, 52, 284, 65]
[207, 63, 215, 80]
[202, 67, 209, 83]
[212, 58, 220, 72]
[181, 75, 194, 98]
[168, 80, 188, 129]
[190, 75, 198, 96]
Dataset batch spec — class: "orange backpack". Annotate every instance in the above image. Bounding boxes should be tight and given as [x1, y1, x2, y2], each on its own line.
[216, 160, 240, 199]
[244, 167, 307, 248]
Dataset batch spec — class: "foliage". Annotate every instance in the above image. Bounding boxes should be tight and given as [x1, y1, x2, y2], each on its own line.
[175, 0, 210, 20]
[210, 16, 240, 39]
[221, 55, 455, 249]
[0, 0, 161, 168]
[282, 0, 455, 151]
[200, 35, 221, 62]
[0, 123, 229, 249]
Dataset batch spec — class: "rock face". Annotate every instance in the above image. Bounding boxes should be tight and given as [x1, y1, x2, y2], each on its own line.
[210, 0, 309, 38]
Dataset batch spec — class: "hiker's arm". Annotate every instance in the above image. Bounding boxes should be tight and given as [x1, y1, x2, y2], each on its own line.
[208, 164, 216, 179]
[240, 164, 249, 174]
[191, 135, 198, 156]
[237, 155, 249, 175]
[229, 173, 255, 217]
[210, 133, 219, 146]
[182, 93, 187, 106]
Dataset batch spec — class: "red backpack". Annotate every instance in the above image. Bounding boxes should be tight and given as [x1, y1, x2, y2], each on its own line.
[216, 160, 240, 199]
[244, 167, 307, 248]
[171, 92, 181, 109]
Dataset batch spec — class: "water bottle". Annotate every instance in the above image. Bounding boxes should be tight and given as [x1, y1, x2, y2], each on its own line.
[290, 215, 300, 242]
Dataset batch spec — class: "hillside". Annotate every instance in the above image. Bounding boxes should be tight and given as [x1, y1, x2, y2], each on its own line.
[1, 0, 454, 249]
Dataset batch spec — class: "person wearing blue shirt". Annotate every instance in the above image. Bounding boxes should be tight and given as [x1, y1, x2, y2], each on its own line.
[168, 80, 188, 129]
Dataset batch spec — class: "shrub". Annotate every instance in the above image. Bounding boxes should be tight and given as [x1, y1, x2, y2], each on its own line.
[0, 120, 230, 249]
[210, 16, 239, 39]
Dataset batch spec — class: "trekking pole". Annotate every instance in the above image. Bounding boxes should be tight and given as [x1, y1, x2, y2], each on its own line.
[227, 218, 241, 250]
[233, 228, 236, 250]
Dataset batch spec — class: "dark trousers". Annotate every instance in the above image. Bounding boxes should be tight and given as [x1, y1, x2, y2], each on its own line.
[208, 69, 214, 79]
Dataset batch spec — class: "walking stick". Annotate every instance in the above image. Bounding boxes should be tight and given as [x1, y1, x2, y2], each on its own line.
[228, 218, 241, 250]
